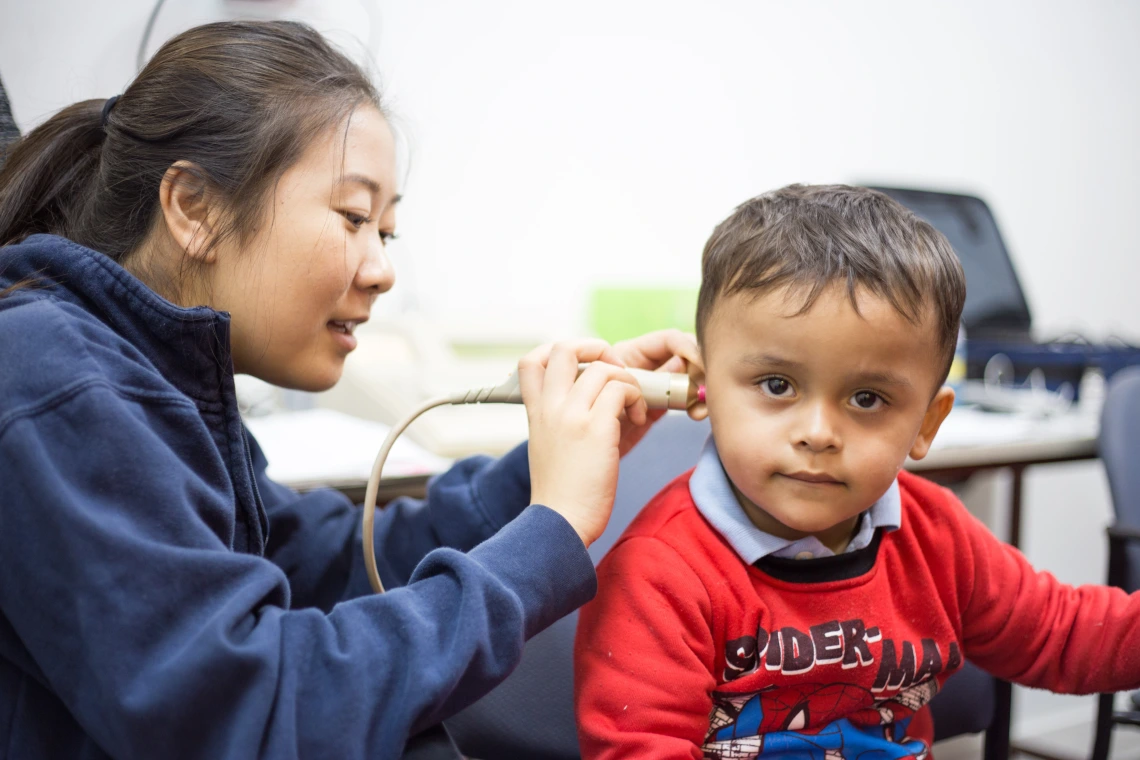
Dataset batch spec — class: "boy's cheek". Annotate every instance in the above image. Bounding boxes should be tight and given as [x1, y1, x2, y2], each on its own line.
[847, 440, 910, 494]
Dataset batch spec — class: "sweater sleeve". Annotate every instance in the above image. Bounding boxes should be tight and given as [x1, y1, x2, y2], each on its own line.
[955, 502, 1140, 693]
[574, 536, 717, 759]
[249, 430, 533, 611]
[0, 384, 595, 760]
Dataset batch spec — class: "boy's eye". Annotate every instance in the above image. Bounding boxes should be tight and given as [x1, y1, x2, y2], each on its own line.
[760, 377, 793, 397]
[851, 391, 884, 410]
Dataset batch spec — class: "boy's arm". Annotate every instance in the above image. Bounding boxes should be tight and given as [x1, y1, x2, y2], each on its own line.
[574, 536, 717, 759]
[957, 505, 1140, 693]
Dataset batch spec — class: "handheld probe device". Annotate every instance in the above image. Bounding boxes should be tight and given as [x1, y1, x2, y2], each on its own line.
[362, 364, 703, 593]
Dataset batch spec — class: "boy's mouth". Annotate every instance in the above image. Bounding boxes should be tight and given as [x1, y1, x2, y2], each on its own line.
[782, 471, 844, 486]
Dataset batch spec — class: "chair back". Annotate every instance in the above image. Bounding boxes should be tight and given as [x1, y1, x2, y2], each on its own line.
[1100, 365, 1140, 590]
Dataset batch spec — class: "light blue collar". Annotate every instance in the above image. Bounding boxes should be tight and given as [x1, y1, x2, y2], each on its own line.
[688, 436, 900, 563]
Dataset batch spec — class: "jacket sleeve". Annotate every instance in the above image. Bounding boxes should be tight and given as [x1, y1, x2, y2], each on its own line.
[955, 503, 1140, 693]
[574, 536, 717, 759]
[0, 384, 595, 760]
[249, 430, 533, 611]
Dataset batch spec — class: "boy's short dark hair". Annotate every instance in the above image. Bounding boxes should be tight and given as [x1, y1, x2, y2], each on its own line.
[696, 184, 967, 384]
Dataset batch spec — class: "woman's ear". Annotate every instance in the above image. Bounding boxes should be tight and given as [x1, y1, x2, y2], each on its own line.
[909, 386, 955, 460]
[157, 161, 218, 263]
[687, 350, 708, 421]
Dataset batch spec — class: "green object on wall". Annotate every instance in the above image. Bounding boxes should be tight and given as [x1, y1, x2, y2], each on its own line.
[588, 287, 698, 344]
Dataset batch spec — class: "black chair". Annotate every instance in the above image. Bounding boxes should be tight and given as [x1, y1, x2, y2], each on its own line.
[0, 74, 20, 167]
[1091, 366, 1140, 760]
[402, 725, 464, 760]
[447, 414, 1007, 758]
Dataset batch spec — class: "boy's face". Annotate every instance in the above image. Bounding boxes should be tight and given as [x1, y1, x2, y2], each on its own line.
[698, 283, 954, 544]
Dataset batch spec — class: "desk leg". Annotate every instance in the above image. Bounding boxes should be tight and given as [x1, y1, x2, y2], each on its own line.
[988, 679, 1013, 760]
[1001, 466, 1072, 760]
[997, 465, 1025, 759]
[1008, 464, 1025, 550]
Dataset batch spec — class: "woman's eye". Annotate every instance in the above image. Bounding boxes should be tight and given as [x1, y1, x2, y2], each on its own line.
[379, 231, 399, 245]
[760, 377, 793, 397]
[343, 211, 372, 229]
[852, 391, 884, 410]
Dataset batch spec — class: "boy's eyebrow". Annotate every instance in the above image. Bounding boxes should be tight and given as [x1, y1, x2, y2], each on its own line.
[846, 370, 914, 391]
[740, 353, 804, 370]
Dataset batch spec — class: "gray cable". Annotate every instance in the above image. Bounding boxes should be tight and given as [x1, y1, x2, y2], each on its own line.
[137, 0, 168, 71]
[362, 396, 451, 594]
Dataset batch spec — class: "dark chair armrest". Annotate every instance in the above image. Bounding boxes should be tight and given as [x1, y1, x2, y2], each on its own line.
[1106, 524, 1140, 543]
[1105, 524, 1140, 589]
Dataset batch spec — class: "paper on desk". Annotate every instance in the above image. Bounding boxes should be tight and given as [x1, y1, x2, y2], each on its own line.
[930, 406, 1098, 451]
[243, 408, 452, 489]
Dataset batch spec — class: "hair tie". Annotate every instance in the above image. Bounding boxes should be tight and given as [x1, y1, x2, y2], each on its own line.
[100, 95, 120, 129]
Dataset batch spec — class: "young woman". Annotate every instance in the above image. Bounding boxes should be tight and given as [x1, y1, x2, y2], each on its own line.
[0, 20, 696, 759]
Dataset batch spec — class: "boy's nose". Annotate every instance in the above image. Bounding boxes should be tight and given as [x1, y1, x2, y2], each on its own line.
[355, 237, 396, 295]
[794, 402, 842, 453]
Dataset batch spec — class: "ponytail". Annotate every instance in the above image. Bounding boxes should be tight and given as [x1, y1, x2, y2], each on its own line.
[0, 99, 106, 247]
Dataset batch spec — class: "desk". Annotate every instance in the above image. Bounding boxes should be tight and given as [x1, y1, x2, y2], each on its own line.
[244, 408, 445, 504]
[909, 407, 1099, 551]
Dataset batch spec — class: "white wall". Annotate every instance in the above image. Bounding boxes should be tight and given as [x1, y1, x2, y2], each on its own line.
[5, 0, 1139, 341]
[3, 0, 1138, 740]
[369, 0, 1140, 342]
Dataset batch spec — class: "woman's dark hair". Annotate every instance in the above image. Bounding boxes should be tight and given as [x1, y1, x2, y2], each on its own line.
[0, 20, 382, 265]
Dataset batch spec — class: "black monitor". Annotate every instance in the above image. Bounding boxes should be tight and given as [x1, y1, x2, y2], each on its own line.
[868, 186, 1033, 340]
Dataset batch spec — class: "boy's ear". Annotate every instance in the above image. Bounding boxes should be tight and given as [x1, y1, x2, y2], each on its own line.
[909, 386, 955, 460]
[687, 350, 708, 421]
[158, 161, 220, 263]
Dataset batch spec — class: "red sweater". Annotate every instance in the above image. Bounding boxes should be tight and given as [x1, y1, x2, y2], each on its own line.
[575, 469, 1140, 759]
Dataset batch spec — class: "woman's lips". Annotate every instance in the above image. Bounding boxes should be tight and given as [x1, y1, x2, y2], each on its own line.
[327, 321, 359, 351]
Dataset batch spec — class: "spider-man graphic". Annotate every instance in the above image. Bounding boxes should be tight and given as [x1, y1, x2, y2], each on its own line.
[700, 678, 936, 759]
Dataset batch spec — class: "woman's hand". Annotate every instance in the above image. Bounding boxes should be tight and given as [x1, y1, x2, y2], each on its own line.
[518, 339, 648, 548]
[608, 329, 701, 456]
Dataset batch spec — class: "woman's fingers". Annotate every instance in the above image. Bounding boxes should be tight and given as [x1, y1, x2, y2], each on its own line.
[656, 354, 687, 374]
[593, 376, 648, 427]
[612, 329, 701, 372]
[517, 342, 553, 408]
[537, 339, 621, 402]
[566, 361, 648, 426]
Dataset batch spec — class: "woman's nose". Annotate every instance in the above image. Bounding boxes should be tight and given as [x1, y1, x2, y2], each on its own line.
[355, 237, 396, 294]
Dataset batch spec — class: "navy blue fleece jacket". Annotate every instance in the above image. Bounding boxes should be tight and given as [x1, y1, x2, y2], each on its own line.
[0, 234, 597, 759]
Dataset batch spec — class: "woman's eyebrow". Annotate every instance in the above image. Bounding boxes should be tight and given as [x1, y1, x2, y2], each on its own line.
[338, 174, 402, 208]
[339, 173, 381, 194]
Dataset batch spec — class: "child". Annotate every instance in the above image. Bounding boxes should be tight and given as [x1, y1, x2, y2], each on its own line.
[574, 184, 1140, 759]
